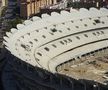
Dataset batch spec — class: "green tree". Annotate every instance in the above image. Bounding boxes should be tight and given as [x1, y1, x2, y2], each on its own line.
[8, 17, 22, 28]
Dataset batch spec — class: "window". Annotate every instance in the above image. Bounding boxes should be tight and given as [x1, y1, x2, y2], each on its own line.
[84, 34, 88, 37]
[49, 32, 54, 35]
[51, 28, 57, 32]
[44, 27, 47, 29]
[93, 23, 96, 25]
[68, 38, 72, 42]
[80, 19, 83, 21]
[21, 44, 26, 49]
[62, 22, 65, 25]
[102, 21, 105, 24]
[44, 47, 49, 51]
[36, 58, 40, 61]
[64, 40, 68, 43]
[53, 25, 56, 27]
[101, 31, 104, 34]
[29, 41, 33, 44]
[34, 39, 38, 42]
[42, 35, 46, 38]
[71, 20, 74, 23]
[97, 32, 100, 35]
[93, 33, 96, 36]
[21, 36, 24, 38]
[27, 33, 30, 35]
[67, 28, 70, 31]
[94, 19, 101, 23]
[89, 18, 92, 20]
[26, 53, 30, 56]
[60, 41, 64, 45]
[15, 43, 18, 46]
[37, 52, 42, 56]
[17, 39, 20, 41]
[84, 24, 87, 27]
[76, 36, 80, 40]
[36, 30, 39, 32]
[59, 30, 62, 33]
[76, 26, 79, 28]
[52, 44, 57, 48]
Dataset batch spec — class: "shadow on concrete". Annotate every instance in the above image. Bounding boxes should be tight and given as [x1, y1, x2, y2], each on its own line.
[1, 49, 108, 90]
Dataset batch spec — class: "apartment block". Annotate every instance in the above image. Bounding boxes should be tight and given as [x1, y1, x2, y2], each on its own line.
[19, 0, 57, 19]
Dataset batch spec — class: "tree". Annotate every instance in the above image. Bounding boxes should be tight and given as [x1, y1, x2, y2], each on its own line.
[8, 17, 22, 28]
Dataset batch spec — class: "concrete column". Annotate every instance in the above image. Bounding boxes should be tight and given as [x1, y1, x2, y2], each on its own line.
[27, 2, 31, 18]
[96, 2, 99, 8]
[68, 78, 74, 90]
[93, 84, 99, 90]
[53, 0, 57, 4]
[45, 0, 47, 6]
[2, 0, 6, 6]
[60, 77, 63, 86]
[40, 0, 41, 7]
[46, 0, 49, 5]
[49, 0, 52, 4]
[42, 0, 45, 6]
[50, 74, 53, 83]
[81, 81, 86, 90]
[35, 0, 38, 13]
[36, 0, 40, 13]
[31, 2, 34, 15]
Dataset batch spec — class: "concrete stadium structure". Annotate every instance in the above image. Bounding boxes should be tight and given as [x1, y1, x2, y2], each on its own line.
[3, 7, 108, 90]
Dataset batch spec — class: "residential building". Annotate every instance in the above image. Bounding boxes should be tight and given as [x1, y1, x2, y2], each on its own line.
[19, 0, 58, 19]
[1, 0, 7, 6]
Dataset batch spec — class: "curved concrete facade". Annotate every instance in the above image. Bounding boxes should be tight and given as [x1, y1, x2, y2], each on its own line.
[3, 8, 108, 73]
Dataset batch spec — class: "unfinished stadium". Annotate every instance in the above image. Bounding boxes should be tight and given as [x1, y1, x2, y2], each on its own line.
[3, 7, 108, 90]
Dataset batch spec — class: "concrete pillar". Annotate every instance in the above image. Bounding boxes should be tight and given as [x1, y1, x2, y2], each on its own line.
[49, 0, 52, 4]
[60, 77, 63, 86]
[81, 81, 86, 90]
[27, 2, 31, 19]
[53, 0, 57, 4]
[68, 78, 74, 90]
[45, 0, 47, 5]
[42, 0, 46, 7]
[93, 84, 99, 90]
[2, 0, 6, 6]
[31, 1, 35, 15]
[35, 0, 37, 13]
[46, 0, 47, 5]
[43, 0, 46, 6]
[36, 0, 40, 13]
[96, 2, 99, 8]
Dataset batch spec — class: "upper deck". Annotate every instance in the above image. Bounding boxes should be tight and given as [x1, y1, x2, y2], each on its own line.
[3, 8, 108, 74]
